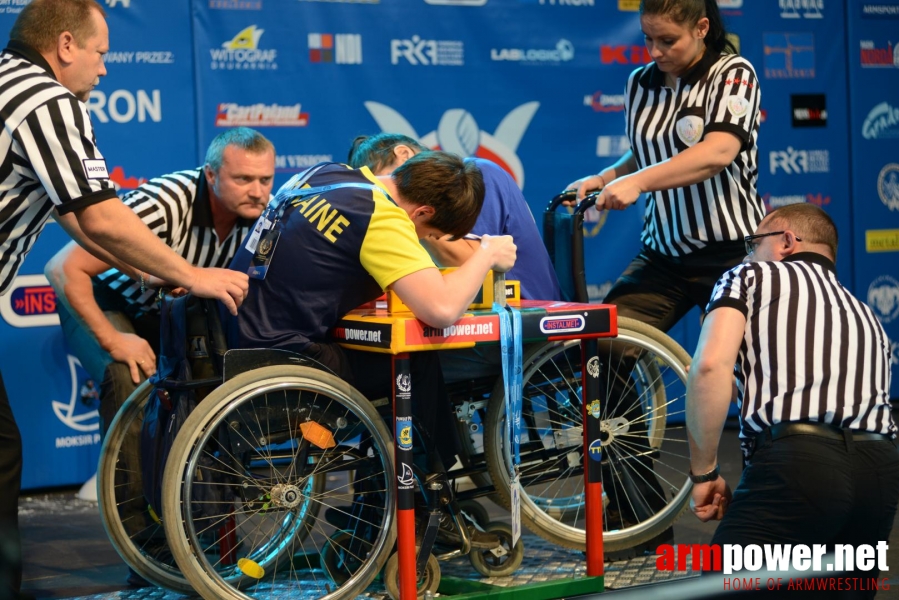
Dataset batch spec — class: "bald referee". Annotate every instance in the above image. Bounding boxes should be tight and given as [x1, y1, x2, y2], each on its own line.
[687, 203, 898, 597]
[0, 2, 248, 598]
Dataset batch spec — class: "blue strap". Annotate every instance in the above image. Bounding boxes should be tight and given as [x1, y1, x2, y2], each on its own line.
[493, 300, 523, 471]
[262, 162, 396, 226]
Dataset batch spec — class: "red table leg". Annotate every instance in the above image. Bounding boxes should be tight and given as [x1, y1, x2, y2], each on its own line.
[392, 353, 417, 599]
[582, 339, 604, 577]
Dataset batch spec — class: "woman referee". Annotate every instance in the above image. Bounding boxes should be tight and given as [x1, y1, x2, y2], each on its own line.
[567, 0, 765, 555]
[570, 0, 764, 330]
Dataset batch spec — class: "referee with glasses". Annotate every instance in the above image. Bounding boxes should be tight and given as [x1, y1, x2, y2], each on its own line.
[0, 2, 249, 598]
[687, 203, 898, 598]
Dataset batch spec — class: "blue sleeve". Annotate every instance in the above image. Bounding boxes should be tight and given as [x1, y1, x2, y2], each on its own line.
[467, 158, 517, 238]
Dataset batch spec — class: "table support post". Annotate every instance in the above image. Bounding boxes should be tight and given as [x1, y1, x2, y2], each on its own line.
[581, 338, 604, 577]
[393, 353, 417, 599]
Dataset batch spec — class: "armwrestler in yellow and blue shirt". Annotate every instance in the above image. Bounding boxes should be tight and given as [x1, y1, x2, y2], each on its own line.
[228, 152, 517, 466]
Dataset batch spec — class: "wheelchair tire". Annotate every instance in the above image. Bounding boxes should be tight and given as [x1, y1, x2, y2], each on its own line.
[484, 317, 693, 552]
[161, 365, 396, 600]
[98, 380, 192, 592]
[383, 549, 440, 600]
[468, 521, 524, 577]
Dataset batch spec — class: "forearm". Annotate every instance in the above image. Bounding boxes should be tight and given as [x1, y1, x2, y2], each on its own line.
[74, 200, 195, 289]
[54, 210, 141, 279]
[420, 236, 479, 268]
[599, 151, 638, 183]
[393, 245, 497, 328]
[44, 247, 124, 352]
[629, 134, 739, 193]
[686, 365, 735, 474]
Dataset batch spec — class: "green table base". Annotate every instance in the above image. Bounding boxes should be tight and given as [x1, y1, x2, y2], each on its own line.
[438, 574, 603, 599]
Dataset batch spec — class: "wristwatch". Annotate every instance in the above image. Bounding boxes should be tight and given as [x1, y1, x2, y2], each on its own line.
[689, 464, 720, 483]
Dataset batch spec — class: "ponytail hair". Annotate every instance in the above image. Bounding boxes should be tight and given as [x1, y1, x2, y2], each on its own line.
[640, 0, 738, 55]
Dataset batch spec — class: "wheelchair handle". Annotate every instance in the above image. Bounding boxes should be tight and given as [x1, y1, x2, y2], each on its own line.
[575, 193, 599, 215]
[546, 189, 601, 214]
[546, 189, 578, 212]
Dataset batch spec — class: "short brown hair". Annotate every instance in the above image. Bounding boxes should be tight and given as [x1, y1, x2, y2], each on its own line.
[765, 203, 838, 259]
[9, 0, 106, 53]
[392, 151, 484, 240]
[348, 133, 427, 173]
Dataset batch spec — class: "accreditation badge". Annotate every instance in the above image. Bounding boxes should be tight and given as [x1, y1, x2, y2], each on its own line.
[248, 230, 280, 280]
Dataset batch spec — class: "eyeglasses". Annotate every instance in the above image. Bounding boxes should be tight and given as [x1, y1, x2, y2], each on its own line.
[743, 231, 802, 255]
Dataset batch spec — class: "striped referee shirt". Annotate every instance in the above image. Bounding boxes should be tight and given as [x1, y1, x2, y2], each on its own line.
[0, 41, 117, 295]
[626, 51, 765, 257]
[707, 252, 896, 453]
[94, 169, 254, 315]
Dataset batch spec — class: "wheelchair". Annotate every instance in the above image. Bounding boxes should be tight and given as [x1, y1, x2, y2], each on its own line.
[97, 190, 693, 598]
[98, 295, 523, 600]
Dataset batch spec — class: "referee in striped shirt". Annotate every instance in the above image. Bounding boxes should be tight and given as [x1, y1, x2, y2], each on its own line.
[687, 203, 898, 596]
[568, 0, 764, 329]
[45, 128, 274, 433]
[566, 0, 764, 553]
[0, 2, 248, 597]
[43, 130, 274, 588]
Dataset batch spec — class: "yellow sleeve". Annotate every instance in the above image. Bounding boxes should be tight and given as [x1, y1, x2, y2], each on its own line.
[360, 190, 436, 290]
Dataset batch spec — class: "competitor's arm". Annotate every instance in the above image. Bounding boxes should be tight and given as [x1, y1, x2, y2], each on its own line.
[419, 234, 480, 267]
[392, 234, 516, 328]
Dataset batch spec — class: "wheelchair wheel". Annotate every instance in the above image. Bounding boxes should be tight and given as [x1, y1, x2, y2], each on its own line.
[468, 521, 524, 577]
[97, 380, 191, 592]
[161, 365, 396, 599]
[484, 317, 692, 552]
[383, 549, 440, 600]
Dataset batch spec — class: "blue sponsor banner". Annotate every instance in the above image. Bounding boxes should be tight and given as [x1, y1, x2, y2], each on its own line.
[1, 0, 896, 489]
[0, 0, 197, 489]
[0, 226, 104, 490]
[847, 0, 899, 399]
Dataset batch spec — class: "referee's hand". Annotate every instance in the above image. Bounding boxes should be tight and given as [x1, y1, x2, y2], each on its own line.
[186, 266, 250, 315]
[563, 174, 605, 203]
[690, 479, 733, 522]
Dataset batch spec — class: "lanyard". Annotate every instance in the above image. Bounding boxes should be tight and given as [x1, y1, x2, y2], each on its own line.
[264, 161, 392, 228]
[492, 276, 523, 470]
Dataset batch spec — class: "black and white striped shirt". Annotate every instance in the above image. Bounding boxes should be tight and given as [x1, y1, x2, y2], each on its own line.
[94, 169, 253, 315]
[708, 252, 896, 451]
[625, 51, 765, 257]
[0, 41, 117, 295]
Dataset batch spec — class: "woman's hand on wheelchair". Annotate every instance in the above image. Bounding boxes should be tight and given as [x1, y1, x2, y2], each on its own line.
[594, 175, 641, 211]
[564, 174, 606, 204]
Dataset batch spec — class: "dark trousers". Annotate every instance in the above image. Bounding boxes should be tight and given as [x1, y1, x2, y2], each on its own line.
[712, 433, 899, 599]
[306, 342, 458, 470]
[0, 370, 22, 597]
[600, 243, 744, 532]
[603, 242, 746, 328]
